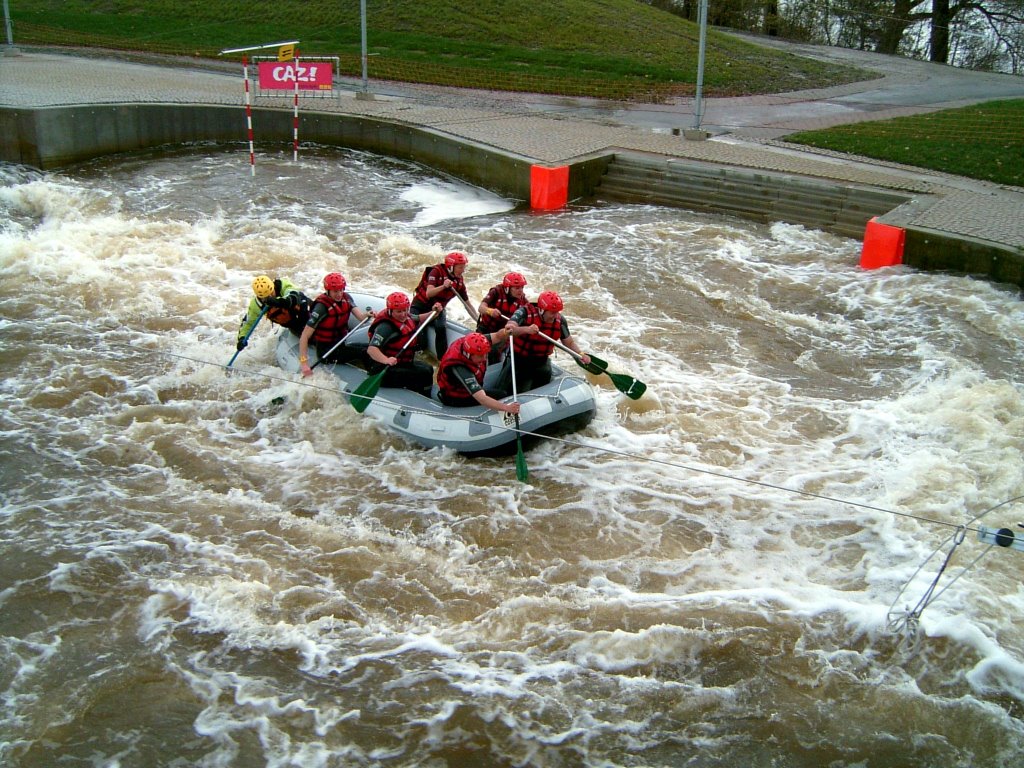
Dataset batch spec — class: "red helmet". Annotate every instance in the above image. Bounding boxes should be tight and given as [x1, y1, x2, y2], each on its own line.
[386, 292, 410, 311]
[462, 333, 491, 357]
[537, 291, 563, 312]
[444, 251, 468, 268]
[323, 272, 346, 291]
[503, 272, 527, 288]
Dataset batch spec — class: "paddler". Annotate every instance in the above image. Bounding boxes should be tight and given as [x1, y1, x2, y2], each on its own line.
[236, 275, 311, 352]
[498, 290, 590, 394]
[436, 331, 520, 415]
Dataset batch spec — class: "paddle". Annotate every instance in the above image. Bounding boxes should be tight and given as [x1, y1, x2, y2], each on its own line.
[309, 311, 372, 370]
[538, 329, 647, 400]
[350, 309, 438, 413]
[500, 313, 647, 400]
[508, 341, 528, 482]
[456, 292, 481, 324]
[227, 303, 269, 368]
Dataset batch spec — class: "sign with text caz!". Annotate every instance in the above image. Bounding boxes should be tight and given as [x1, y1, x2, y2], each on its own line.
[257, 61, 333, 91]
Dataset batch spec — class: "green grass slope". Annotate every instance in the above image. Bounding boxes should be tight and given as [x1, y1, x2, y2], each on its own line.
[788, 99, 1024, 188]
[12, 0, 870, 98]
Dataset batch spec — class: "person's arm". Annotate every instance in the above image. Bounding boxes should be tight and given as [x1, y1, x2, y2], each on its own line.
[473, 389, 520, 414]
[478, 287, 502, 320]
[424, 269, 452, 299]
[487, 328, 512, 347]
[298, 324, 316, 377]
[368, 324, 398, 366]
[412, 303, 444, 326]
[236, 298, 262, 348]
[266, 290, 298, 309]
[344, 294, 374, 323]
[478, 300, 502, 320]
[504, 307, 532, 337]
[298, 305, 326, 376]
[425, 281, 451, 299]
[451, 363, 520, 414]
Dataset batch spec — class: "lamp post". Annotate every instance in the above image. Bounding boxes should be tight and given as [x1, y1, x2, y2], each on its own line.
[693, 0, 708, 131]
[3, 0, 14, 47]
[360, 0, 368, 93]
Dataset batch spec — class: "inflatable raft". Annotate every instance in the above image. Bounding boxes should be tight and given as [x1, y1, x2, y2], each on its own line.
[276, 292, 597, 456]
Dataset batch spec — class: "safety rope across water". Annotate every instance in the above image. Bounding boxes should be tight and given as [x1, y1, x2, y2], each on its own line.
[143, 340, 1024, 540]
[36, 323, 1024, 642]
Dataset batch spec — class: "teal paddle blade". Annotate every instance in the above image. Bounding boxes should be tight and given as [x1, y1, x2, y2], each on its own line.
[350, 370, 385, 413]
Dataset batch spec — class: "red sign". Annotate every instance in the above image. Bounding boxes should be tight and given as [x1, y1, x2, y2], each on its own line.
[257, 61, 333, 91]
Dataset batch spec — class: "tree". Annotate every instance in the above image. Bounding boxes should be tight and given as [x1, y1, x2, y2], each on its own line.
[637, 0, 1024, 71]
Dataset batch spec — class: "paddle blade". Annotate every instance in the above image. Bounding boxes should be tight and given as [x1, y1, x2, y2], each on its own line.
[350, 370, 385, 413]
[613, 374, 647, 400]
[515, 443, 529, 482]
[575, 355, 607, 376]
[514, 416, 528, 482]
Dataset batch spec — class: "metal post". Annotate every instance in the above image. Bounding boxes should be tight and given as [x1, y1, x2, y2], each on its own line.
[360, 0, 368, 93]
[3, 0, 14, 47]
[693, 0, 708, 131]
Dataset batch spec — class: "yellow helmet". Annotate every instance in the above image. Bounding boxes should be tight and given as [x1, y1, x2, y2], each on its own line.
[252, 275, 275, 299]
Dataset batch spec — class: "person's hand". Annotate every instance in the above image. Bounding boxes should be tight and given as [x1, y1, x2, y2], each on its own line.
[386, 356, 398, 366]
[236, 338, 247, 351]
[264, 296, 284, 308]
[442, 278, 452, 289]
[525, 324, 540, 335]
[432, 302, 443, 313]
[579, 353, 591, 365]
[300, 363, 313, 378]
[506, 402, 521, 415]
[488, 307, 501, 318]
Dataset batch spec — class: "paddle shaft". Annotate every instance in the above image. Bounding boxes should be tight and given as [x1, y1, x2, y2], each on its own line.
[498, 312, 584, 361]
[351, 309, 439, 412]
[310, 311, 372, 370]
[456, 292, 480, 324]
[503, 313, 646, 399]
[227, 303, 269, 368]
[508, 330, 528, 482]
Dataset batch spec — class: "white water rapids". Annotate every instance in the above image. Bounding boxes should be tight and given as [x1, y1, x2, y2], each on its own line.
[1, 147, 1023, 767]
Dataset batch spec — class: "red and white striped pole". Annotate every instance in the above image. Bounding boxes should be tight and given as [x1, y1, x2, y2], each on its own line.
[292, 52, 300, 162]
[242, 55, 255, 176]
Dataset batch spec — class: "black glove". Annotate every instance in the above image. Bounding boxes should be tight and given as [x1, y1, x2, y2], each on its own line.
[236, 338, 247, 352]
[265, 296, 287, 308]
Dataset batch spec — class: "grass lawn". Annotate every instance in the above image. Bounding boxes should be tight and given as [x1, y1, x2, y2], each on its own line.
[786, 100, 1024, 188]
[10, 0, 869, 98]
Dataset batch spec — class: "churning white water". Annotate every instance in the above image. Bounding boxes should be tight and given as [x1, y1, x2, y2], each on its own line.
[1, 146, 1023, 767]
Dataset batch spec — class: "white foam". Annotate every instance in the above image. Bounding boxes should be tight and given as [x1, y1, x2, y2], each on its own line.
[400, 180, 515, 227]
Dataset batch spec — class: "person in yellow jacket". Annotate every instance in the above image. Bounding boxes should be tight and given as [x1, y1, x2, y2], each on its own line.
[236, 275, 311, 352]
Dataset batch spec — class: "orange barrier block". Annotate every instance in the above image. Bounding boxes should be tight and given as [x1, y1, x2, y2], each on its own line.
[530, 165, 569, 210]
[860, 217, 905, 269]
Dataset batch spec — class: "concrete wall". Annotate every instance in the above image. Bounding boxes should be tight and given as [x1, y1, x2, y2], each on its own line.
[594, 153, 911, 240]
[2, 102, 1020, 289]
[0, 103, 537, 201]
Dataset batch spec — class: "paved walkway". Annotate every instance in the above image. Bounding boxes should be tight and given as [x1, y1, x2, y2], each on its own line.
[1, 45, 1022, 251]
